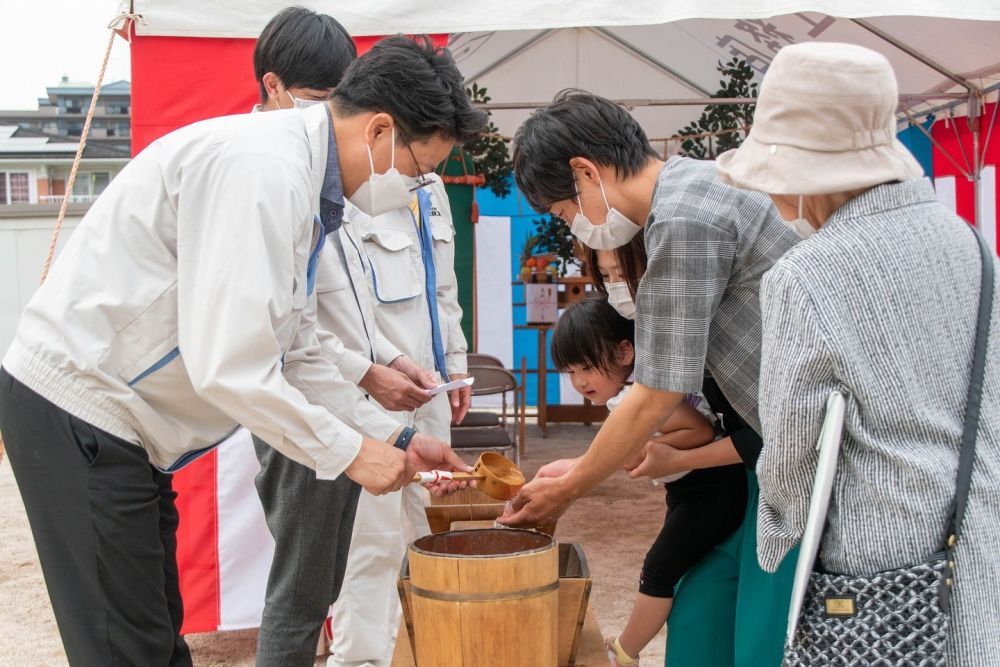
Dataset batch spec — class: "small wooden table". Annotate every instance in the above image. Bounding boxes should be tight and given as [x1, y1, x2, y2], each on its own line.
[391, 607, 608, 666]
[515, 324, 608, 437]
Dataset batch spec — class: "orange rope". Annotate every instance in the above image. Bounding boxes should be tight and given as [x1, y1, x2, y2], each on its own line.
[441, 174, 486, 186]
[39, 30, 118, 284]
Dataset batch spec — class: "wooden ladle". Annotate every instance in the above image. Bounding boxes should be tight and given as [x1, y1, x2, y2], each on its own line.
[412, 452, 525, 501]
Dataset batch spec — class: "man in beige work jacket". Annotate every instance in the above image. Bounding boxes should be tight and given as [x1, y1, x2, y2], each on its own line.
[329, 175, 470, 666]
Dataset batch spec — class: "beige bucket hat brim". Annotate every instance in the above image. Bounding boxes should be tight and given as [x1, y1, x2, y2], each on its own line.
[716, 132, 924, 196]
[715, 41, 926, 196]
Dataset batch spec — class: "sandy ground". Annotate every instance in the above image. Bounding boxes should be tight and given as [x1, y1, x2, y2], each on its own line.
[0, 422, 667, 665]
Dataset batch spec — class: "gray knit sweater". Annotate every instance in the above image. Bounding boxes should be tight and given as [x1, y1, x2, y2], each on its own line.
[757, 179, 1000, 664]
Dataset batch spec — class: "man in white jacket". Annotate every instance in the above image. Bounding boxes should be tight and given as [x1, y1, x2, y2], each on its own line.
[249, 13, 452, 665]
[0, 35, 485, 666]
[329, 177, 470, 666]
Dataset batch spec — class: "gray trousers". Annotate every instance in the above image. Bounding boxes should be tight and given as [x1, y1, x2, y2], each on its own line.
[252, 435, 361, 667]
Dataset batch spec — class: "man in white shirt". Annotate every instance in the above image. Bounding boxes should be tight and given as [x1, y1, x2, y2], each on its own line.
[329, 177, 470, 665]
[0, 33, 485, 666]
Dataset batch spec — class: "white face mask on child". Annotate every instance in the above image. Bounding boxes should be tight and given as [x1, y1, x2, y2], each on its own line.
[606, 282, 636, 320]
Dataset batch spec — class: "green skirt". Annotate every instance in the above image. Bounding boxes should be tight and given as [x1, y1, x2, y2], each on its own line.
[664, 470, 797, 666]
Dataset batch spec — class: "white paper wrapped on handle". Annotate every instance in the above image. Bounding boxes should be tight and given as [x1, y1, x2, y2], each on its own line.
[414, 470, 455, 484]
[412, 470, 486, 484]
[426, 376, 475, 395]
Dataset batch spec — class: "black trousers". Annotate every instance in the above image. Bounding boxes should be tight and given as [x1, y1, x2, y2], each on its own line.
[0, 368, 192, 667]
[639, 463, 748, 598]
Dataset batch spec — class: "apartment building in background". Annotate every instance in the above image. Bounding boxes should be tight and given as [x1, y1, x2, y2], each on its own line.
[0, 125, 129, 205]
[0, 77, 131, 156]
[0, 77, 131, 207]
[1, 77, 131, 352]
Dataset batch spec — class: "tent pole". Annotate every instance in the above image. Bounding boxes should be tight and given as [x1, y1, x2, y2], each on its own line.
[477, 94, 963, 111]
[973, 144, 981, 229]
[979, 93, 999, 169]
[462, 30, 555, 86]
[589, 27, 713, 97]
[852, 14, 988, 202]
[905, 82, 1000, 124]
[950, 111, 976, 178]
[969, 93, 983, 230]
[904, 110, 972, 179]
[851, 19, 976, 92]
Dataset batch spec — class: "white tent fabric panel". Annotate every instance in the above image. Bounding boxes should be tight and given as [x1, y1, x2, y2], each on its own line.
[216, 430, 274, 631]
[474, 215, 514, 368]
[979, 166, 998, 253]
[935, 172, 999, 253]
[131, 1, 1000, 37]
[129, 2, 1000, 141]
[470, 28, 712, 143]
[472, 215, 513, 408]
[454, 14, 1000, 138]
[935, 175, 958, 211]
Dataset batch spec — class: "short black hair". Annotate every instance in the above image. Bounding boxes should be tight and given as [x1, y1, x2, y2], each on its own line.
[253, 6, 356, 102]
[332, 35, 487, 145]
[551, 294, 634, 377]
[513, 90, 659, 212]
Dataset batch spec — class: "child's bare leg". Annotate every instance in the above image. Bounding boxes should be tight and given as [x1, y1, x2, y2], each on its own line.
[618, 593, 673, 658]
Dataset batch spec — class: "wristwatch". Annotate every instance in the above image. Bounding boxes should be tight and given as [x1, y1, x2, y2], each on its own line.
[394, 426, 417, 451]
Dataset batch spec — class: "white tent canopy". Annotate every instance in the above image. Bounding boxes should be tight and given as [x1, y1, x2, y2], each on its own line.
[452, 16, 1000, 142]
[132, 0, 1000, 37]
[130, 1, 1000, 142]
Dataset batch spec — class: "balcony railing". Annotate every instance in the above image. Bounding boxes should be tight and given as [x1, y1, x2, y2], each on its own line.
[37, 194, 99, 204]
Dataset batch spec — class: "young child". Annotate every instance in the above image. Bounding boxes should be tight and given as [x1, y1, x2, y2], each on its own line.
[550, 294, 748, 666]
[584, 239, 647, 322]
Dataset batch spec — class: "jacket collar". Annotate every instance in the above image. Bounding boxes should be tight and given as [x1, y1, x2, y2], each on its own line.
[302, 103, 345, 235]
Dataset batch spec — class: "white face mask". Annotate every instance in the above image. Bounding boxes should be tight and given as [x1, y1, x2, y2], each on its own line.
[787, 196, 816, 239]
[279, 87, 324, 110]
[569, 177, 642, 250]
[347, 126, 414, 216]
[606, 282, 636, 320]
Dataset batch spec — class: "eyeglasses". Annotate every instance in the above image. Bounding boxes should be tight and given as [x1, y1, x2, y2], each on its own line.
[408, 172, 435, 192]
[399, 128, 434, 192]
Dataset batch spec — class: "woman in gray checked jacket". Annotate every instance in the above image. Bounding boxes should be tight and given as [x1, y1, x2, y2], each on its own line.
[717, 42, 1000, 664]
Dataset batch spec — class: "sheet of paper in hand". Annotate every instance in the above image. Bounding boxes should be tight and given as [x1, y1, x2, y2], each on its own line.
[426, 376, 475, 395]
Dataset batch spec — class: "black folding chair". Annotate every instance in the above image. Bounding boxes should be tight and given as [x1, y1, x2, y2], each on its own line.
[450, 365, 522, 466]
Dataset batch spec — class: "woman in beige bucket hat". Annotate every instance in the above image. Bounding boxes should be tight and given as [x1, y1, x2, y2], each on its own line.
[718, 41, 1000, 664]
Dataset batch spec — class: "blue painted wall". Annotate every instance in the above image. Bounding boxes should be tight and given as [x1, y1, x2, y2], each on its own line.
[898, 118, 935, 181]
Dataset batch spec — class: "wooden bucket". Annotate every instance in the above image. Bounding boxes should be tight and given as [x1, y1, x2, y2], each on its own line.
[399, 540, 590, 666]
[404, 529, 558, 666]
